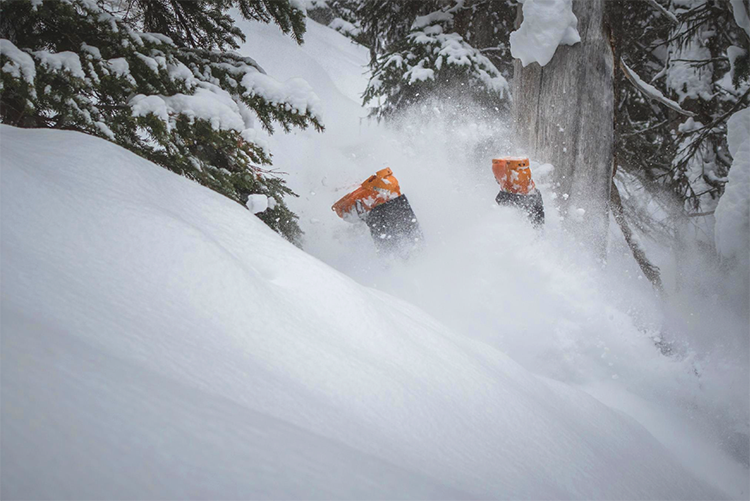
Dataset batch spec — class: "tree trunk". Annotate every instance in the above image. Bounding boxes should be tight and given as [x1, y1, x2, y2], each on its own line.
[512, 0, 615, 255]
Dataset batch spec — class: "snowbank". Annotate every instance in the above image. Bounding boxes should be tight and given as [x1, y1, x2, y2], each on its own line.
[715, 107, 750, 269]
[0, 124, 723, 499]
[509, 0, 581, 67]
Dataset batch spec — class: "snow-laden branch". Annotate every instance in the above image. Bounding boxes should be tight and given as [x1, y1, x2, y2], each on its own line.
[619, 58, 695, 117]
[646, 0, 678, 24]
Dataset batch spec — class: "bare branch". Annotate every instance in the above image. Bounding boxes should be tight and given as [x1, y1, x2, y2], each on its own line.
[671, 57, 728, 63]
[686, 210, 715, 217]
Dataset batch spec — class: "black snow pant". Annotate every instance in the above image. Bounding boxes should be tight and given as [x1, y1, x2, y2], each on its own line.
[495, 189, 545, 227]
[364, 194, 424, 254]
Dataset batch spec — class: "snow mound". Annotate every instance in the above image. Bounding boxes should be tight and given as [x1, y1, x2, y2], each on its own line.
[715, 107, 750, 269]
[510, 0, 581, 67]
[0, 125, 723, 499]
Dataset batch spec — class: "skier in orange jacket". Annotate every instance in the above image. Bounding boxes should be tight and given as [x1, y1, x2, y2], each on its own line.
[332, 168, 423, 253]
[492, 157, 544, 227]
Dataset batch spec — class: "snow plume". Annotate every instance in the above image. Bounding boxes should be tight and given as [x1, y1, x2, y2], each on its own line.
[715, 108, 750, 271]
[2, 124, 727, 499]
[310, 100, 750, 497]
[510, 0, 581, 67]
[246, 18, 749, 497]
[3, 15, 749, 500]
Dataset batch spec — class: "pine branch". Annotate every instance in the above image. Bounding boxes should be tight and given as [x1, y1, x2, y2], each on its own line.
[611, 179, 665, 294]
[620, 58, 696, 117]
[646, 0, 678, 24]
[674, 86, 750, 163]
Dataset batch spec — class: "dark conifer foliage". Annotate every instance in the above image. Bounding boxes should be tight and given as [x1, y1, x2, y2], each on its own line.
[308, 1, 516, 120]
[0, 0, 316, 243]
[361, 16, 511, 120]
[108, 0, 307, 49]
[352, 0, 512, 119]
[355, 0, 433, 63]
[310, 0, 368, 45]
[610, 0, 749, 228]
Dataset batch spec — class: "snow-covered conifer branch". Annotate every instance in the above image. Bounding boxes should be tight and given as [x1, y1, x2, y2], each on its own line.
[619, 58, 696, 117]
[646, 0, 679, 25]
[0, 0, 322, 243]
[363, 5, 509, 119]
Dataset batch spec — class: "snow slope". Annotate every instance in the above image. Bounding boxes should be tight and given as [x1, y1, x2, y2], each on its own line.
[0, 124, 726, 499]
[3, 14, 748, 499]
[241, 17, 750, 498]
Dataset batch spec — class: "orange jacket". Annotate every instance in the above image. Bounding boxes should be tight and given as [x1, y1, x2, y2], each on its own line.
[332, 168, 401, 219]
[492, 157, 536, 195]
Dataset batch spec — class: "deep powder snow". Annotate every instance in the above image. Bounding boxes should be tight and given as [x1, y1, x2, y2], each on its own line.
[1, 15, 748, 501]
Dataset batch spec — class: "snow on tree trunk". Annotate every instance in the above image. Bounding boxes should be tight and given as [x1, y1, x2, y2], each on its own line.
[512, 0, 615, 253]
[715, 107, 750, 272]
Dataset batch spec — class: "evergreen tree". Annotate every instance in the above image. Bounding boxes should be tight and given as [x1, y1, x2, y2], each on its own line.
[360, 0, 510, 120]
[0, 0, 319, 244]
[309, 0, 369, 46]
[610, 0, 749, 235]
[306, 0, 513, 119]
[99, 0, 306, 50]
[451, 0, 517, 81]
[345, 0, 430, 63]
[665, 0, 749, 215]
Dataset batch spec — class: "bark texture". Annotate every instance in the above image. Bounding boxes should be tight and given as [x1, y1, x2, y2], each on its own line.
[512, 0, 615, 252]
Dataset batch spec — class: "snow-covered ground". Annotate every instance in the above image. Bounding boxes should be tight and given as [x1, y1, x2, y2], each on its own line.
[1, 16, 748, 500]
[240, 17, 750, 498]
[2, 124, 724, 499]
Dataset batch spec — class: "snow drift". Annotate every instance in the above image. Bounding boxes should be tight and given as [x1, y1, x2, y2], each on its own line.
[0, 124, 724, 499]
